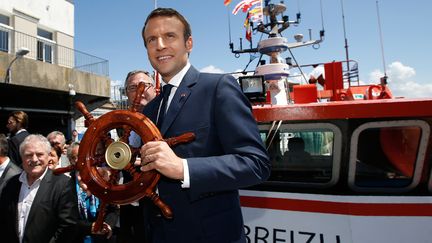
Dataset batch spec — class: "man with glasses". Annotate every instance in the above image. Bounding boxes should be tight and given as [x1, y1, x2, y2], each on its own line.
[124, 70, 156, 111]
[118, 70, 155, 242]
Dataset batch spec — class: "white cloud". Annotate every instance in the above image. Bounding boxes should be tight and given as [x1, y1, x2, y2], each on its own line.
[368, 61, 432, 98]
[200, 65, 224, 73]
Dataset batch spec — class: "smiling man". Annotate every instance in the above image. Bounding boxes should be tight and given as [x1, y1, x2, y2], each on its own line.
[0, 134, 78, 243]
[138, 8, 270, 243]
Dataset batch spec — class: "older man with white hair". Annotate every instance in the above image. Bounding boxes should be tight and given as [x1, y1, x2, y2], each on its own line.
[0, 134, 78, 243]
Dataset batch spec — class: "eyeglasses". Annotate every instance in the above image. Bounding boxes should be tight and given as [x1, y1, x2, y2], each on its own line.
[126, 82, 154, 92]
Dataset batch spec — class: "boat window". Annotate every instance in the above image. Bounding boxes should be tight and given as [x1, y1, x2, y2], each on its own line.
[348, 120, 430, 193]
[260, 122, 342, 187]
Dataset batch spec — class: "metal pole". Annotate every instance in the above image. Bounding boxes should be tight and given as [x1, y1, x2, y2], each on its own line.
[4, 56, 19, 83]
[340, 0, 351, 86]
[376, 0, 387, 85]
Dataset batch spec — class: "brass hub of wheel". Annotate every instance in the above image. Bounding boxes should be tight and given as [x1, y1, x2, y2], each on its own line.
[105, 141, 132, 170]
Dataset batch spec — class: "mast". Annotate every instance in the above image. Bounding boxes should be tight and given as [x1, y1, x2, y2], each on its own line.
[340, 0, 351, 86]
[376, 0, 387, 85]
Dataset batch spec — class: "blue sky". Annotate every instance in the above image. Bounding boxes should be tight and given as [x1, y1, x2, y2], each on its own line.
[74, 0, 432, 98]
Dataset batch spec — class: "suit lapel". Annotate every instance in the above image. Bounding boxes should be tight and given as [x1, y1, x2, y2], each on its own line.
[0, 164, 9, 182]
[160, 67, 199, 135]
[1, 162, 21, 183]
[25, 170, 52, 228]
[143, 94, 163, 127]
[160, 86, 191, 135]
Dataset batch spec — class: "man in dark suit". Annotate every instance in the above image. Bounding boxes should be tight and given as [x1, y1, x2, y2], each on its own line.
[6, 110, 30, 167]
[138, 8, 271, 243]
[0, 134, 79, 243]
[0, 133, 22, 195]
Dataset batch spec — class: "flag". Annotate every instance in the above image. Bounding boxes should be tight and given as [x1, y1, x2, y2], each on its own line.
[224, 0, 232, 6]
[244, 13, 252, 42]
[249, 0, 263, 22]
[232, 0, 261, 15]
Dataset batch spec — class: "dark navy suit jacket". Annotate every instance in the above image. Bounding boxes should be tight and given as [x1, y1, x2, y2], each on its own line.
[143, 66, 270, 243]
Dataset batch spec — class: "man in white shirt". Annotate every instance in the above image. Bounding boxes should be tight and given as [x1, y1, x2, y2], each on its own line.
[0, 134, 78, 243]
[0, 133, 22, 195]
[137, 8, 270, 242]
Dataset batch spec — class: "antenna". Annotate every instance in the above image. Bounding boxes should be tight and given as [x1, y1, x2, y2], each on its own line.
[340, 0, 351, 86]
[319, 0, 325, 31]
[376, 0, 387, 85]
[227, 7, 232, 45]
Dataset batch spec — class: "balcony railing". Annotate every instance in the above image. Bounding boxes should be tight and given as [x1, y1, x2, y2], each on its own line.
[1, 26, 108, 77]
[111, 84, 128, 109]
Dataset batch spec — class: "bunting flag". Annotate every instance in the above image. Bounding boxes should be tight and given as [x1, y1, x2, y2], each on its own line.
[244, 12, 252, 42]
[224, 0, 232, 6]
[232, 0, 261, 15]
[249, 0, 263, 22]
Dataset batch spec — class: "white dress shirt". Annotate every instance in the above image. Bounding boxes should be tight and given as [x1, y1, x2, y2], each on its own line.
[17, 168, 48, 243]
[0, 157, 11, 178]
[159, 62, 191, 188]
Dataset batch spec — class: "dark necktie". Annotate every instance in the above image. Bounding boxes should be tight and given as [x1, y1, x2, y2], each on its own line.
[157, 84, 173, 128]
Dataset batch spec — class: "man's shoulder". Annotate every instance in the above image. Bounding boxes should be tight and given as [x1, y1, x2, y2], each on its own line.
[7, 161, 22, 175]
[195, 72, 237, 90]
[11, 130, 30, 142]
[43, 170, 72, 186]
[198, 71, 233, 80]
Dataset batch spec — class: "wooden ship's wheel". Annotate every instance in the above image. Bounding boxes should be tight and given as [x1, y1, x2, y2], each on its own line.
[54, 82, 195, 231]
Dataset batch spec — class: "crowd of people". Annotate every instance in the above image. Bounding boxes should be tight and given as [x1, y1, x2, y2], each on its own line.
[0, 8, 270, 243]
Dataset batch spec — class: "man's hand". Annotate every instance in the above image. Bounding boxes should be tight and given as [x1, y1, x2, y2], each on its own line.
[91, 222, 112, 239]
[138, 141, 184, 180]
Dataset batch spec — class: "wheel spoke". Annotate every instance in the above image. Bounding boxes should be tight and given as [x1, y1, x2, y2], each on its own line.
[120, 125, 132, 144]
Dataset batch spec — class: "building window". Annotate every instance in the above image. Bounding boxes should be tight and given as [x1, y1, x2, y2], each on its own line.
[0, 14, 10, 53]
[37, 28, 54, 63]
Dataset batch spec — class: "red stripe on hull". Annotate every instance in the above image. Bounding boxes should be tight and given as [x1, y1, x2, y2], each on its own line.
[240, 196, 432, 216]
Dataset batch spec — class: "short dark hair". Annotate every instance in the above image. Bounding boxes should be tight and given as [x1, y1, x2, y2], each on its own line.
[8, 111, 28, 129]
[142, 8, 192, 48]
